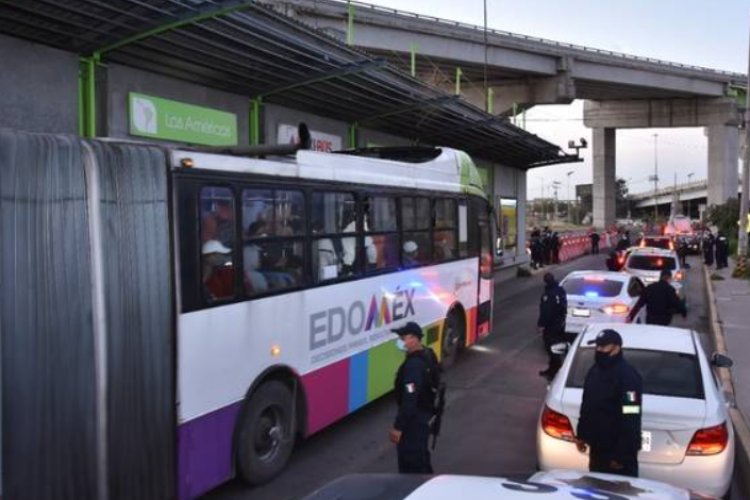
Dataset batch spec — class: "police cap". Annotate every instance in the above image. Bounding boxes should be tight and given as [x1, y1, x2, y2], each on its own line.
[391, 321, 423, 339]
[587, 328, 623, 347]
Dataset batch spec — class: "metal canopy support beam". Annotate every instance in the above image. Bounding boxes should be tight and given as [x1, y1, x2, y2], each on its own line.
[348, 123, 358, 148]
[250, 97, 263, 146]
[259, 59, 387, 98]
[93, 0, 256, 56]
[80, 54, 100, 138]
[358, 95, 459, 125]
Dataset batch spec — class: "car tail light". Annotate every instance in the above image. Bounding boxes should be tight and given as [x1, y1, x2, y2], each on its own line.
[687, 422, 729, 456]
[541, 405, 575, 442]
[673, 270, 685, 281]
[602, 303, 629, 315]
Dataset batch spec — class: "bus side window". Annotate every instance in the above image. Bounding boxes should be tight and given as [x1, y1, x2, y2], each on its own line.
[242, 188, 306, 295]
[401, 196, 431, 268]
[200, 186, 237, 302]
[364, 196, 399, 272]
[434, 198, 457, 262]
[311, 191, 356, 282]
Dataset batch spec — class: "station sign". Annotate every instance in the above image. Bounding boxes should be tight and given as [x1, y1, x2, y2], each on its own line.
[128, 93, 238, 146]
[278, 123, 342, 152]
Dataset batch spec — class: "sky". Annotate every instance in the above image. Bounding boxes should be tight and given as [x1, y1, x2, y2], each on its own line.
[363, 0, 749, 199]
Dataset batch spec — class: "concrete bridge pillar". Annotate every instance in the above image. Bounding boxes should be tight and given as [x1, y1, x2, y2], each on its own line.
[706, 125, 739, 207]
[593, 127, 616, 230]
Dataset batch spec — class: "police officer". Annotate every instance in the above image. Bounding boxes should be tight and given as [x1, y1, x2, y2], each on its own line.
[703, 230, 715, 266]
[589, 231, 600, 255]
[537, 272, 567, 380]
[615, 231, 630, 252]
[390, 321, 438, 474]
[576, 329, 643, 477]
[715, 231, 729, 269]
[627, 269, 687, 326]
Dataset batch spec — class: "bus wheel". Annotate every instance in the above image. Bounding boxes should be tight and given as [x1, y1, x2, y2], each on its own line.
[441, 310, 464, 370]
[236, 380, 295, 485]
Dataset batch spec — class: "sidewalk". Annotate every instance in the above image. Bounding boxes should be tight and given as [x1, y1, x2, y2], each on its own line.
[703, 263, 750, 496]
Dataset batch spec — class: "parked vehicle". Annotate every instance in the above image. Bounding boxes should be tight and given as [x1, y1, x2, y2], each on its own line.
[301, 469, 712, 499]
[560, 271, 646, 335]
[536, 323, 734, 498]
[622, 247, 686, 300]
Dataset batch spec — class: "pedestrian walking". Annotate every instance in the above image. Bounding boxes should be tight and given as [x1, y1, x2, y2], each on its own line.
[702, 230, 715, 266]
[589, 231, 600, 255]
[677, 238, 689, 269]
[615, 231, 630, 252]
[537, 272, 567, 380]
[390, 322, 439, 474]
[715, 231, 729, 269]
[626, 269, 686, 326]
[551, 232, 561, 264]
[575, 329, 643, 477]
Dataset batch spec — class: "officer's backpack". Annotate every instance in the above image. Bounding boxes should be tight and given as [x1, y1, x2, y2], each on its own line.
[417, 348, 443, 412]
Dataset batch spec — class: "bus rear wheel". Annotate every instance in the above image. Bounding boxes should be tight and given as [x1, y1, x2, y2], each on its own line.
[441, 310, 464, 369]
[236, 380, 295, 485]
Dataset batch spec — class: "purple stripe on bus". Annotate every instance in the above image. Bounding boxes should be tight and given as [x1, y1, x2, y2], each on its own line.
[177, 402, 242, 500]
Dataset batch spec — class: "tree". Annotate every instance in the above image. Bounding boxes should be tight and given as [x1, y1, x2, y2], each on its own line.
[615, 178, 630, 218]
[708, 199, 740, 254]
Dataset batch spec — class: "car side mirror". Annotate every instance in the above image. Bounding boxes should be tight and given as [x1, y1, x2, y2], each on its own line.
[551, 342, 569, 356]
[711, 352, 733, 368]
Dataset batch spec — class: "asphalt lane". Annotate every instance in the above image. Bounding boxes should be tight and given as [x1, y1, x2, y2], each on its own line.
[206, 252, 711, 500]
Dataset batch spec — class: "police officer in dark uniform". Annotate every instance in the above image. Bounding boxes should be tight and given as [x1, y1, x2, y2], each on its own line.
[576, 329, 643, 477]
[390, 322, 438, 474]
[703, 230, 715, 266]
[589, 231, 600, 255]
[537, 272, 568, 380]
[615, 231, 630, 252]
[715, 231, 729, 269]
[627, 269, 686, 325]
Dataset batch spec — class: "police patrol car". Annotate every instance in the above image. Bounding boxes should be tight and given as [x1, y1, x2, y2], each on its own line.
[301, 469, 712, 499]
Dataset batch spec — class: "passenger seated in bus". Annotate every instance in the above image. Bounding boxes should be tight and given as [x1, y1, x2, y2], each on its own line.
[201, 199, 234, 247]
[341, 215, 376, 273]
[402, 240, 419, 267]
[243, 244, 268, 294]
[313, 222, 340, 281]
[202, 239, 235, 301]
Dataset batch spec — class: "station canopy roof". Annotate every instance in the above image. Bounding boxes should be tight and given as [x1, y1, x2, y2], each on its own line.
[0, 0, 580, 168]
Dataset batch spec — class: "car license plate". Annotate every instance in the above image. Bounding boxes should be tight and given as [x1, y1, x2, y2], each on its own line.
[572, 308, 590, 318]
[641, 431, 652, 452]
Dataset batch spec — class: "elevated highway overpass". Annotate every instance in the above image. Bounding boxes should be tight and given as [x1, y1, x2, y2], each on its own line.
[272, 0, 747, 226]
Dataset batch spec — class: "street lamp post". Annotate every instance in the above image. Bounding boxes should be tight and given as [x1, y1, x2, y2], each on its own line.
[687, 172, 694, 218]
[566, 171, 574, 223]
[651, 133, 659, 222]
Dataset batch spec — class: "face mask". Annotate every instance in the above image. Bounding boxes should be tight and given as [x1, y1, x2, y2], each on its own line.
[595, 350, 618, 368]
[396, 338, 407, 351]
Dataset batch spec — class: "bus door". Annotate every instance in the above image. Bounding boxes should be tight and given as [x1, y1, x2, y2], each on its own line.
[476, 203, 493, 340]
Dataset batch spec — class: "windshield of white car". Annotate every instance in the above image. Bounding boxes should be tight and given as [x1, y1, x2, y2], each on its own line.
[562, 278, 623, 298]
[627, 255, 677, 271]
[567, 348, 704, 399]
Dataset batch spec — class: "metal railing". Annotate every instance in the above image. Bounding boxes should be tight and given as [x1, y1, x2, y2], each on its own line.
[314, 0, 746, 83]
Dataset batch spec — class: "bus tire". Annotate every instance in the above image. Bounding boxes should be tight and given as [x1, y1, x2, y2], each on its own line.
[441, 309, 464, 370]
[236, 380, 295, 485]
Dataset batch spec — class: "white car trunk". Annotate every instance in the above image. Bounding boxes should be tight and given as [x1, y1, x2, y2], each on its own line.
[560, 390, 705, 466]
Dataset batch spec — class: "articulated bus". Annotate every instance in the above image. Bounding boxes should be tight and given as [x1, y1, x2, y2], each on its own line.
[0, 130, 494, 499]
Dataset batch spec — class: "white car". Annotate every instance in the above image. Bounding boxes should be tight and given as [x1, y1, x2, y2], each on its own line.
[560, 271, 646, 335]
[301, 470, 708, 499]
[622, 247, 686, 300]
[536, 323, 734, 498]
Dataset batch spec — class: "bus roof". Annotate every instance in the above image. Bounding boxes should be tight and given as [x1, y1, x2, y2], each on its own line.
[171, 147, 488, 200]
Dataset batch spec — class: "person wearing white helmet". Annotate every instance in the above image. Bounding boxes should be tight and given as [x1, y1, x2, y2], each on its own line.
[202, 239, 234, 301]
[402, 240, 419, 267]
